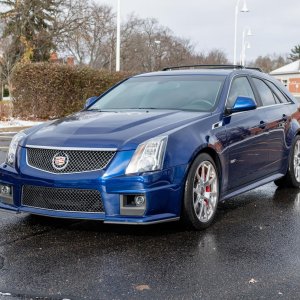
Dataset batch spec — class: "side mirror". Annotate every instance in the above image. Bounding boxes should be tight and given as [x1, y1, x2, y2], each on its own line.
[84, 96, 98, 109]
[228, 96, 257, 114]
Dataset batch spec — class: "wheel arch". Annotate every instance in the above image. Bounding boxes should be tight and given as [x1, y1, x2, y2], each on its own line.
[198, 147, 223, 179]
[183, 146, 223, 193]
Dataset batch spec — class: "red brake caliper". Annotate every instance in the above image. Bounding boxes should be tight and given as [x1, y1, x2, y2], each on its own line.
[204, 183, 210, 206]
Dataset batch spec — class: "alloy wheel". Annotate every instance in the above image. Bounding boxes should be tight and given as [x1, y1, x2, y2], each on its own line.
[294, 140, 300, 183]
[192, 161, 218, 223]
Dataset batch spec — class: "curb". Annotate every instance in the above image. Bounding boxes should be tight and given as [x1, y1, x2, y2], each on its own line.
[0, 126, 32, 133]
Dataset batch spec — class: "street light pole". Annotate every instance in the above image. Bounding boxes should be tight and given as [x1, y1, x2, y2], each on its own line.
[241, 28, 253, 66]
[241, 41, 251, 66]
[116, 0, 121, 72]
[233, 0, 249, 65]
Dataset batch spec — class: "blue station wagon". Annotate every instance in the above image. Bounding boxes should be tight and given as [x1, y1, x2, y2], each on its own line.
[1, 65, 300, 230]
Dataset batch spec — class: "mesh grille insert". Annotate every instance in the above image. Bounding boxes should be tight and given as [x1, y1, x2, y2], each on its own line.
[26, 147, 115, 174]
[22, 185, 104, 213]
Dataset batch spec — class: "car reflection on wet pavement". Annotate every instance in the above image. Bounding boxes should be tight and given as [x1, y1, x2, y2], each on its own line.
[0, 135, 300, 299]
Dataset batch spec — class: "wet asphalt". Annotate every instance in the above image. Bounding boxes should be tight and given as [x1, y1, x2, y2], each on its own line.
[0, 134, 300, 299]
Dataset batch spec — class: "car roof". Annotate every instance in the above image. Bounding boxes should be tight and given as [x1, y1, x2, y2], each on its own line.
[133, 68, 263, 78]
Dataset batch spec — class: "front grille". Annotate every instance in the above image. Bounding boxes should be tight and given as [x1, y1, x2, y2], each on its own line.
[26, 147, 115, 174]
[22, 185, 104, 213]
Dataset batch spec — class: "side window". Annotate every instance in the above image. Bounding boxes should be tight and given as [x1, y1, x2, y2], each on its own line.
[227, 77, 255, 108]
[267, 81, 290, 103]
[252, 78, 277, 106]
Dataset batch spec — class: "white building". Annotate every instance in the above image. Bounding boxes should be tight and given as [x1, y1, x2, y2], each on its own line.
[270, 60, 300, 97]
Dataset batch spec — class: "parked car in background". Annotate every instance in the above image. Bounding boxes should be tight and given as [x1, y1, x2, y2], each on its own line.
[0, 65, 300, 230]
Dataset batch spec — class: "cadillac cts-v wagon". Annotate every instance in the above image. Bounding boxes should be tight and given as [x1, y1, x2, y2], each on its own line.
[0, 65, 299, 230]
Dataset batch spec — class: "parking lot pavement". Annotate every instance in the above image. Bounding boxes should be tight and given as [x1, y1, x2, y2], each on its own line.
[1, 136, 300, 299]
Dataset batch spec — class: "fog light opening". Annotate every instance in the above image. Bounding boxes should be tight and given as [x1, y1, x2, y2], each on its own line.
[0, 185, 11, 195]
[0, 184, 13, 206]
[120, 194, 147, 216]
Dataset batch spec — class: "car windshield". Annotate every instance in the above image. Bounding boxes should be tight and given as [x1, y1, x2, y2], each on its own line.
[88, 75, 226, 112]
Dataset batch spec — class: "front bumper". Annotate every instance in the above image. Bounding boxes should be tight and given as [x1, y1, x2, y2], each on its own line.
[0, 150, 187, 225]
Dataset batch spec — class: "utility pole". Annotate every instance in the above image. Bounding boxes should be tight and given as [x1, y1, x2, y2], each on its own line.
[116, 0, 121, 72]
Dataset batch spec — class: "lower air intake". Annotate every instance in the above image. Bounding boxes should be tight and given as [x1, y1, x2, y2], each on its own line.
[22, 185, 104, 213]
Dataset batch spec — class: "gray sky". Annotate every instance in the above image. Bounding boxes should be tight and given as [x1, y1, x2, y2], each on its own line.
[100, 0, 300, 63]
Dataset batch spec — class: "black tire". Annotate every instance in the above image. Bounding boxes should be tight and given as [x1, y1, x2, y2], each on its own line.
[274, 135, 300, 188]
[182, 153, 220, 230]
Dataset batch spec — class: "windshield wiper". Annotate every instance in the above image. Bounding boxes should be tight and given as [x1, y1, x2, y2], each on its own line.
[137, 107, 158, 109]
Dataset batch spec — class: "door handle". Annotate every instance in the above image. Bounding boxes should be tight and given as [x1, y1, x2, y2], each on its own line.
[259, 121, 266, 129]
[282, 114, 288, 122]
[278, 114, 288, 128]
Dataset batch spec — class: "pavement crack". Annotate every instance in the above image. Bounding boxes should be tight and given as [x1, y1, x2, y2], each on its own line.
[0, 220, 84, 247]
[0, 228, 52, 247]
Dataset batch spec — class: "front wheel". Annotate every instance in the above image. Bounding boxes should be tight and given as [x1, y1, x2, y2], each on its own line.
[182, 153, 219, 230]
[274, 135, 300, 188]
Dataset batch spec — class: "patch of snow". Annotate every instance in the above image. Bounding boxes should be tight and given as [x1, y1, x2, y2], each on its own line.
[0, 292, 12, 296]
[0, 119, 44, 128]
[0, 132, 18, 135]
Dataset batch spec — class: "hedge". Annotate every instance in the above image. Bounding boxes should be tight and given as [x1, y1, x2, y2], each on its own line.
[0, 101, 13, 120]
[10, 63, 133, 119]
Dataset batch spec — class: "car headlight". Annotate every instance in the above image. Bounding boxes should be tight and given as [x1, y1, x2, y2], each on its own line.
[126, 136, 168, 174]
[6, 131, 27, 167]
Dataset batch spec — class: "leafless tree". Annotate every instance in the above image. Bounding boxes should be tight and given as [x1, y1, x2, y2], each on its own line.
[120, 17, 196, 72]
[248, 54, 288, 73]
[57, 2, 230, 72]
[58, 1, 115, 67]
[53, 0, 88, 44]
[0, 20, 17, 97]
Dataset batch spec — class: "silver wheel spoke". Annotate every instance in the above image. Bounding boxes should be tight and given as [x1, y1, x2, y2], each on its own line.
[205, 176, 216, 187]
[198, 201, 204, 218]
[194, 200, 199, 212]
[205, 164, 211, 183]
[209, 192, 217, 197]
[195, 171, 201, 182]
[203, 204, 208, 220]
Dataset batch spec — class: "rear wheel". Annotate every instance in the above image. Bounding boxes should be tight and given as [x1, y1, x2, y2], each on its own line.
[182, 153, 219, 230]
[274, 136, 300, 188]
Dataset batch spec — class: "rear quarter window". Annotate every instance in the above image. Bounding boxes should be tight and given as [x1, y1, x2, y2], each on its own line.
[266, 81, 291, 103]
[252, 78, 278, 106]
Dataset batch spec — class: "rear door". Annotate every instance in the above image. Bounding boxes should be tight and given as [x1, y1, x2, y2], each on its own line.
[251, 77, 292, 174]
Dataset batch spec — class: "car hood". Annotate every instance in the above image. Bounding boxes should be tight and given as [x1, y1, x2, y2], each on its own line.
[23, 110, 211, 150]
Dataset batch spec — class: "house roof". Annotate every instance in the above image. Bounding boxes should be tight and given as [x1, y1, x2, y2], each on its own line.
[270, 60, 300, 75]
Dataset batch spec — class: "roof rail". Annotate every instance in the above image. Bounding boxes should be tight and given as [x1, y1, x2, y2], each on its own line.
[245, 67, 263, 72]
[162, 64, 263, 72]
